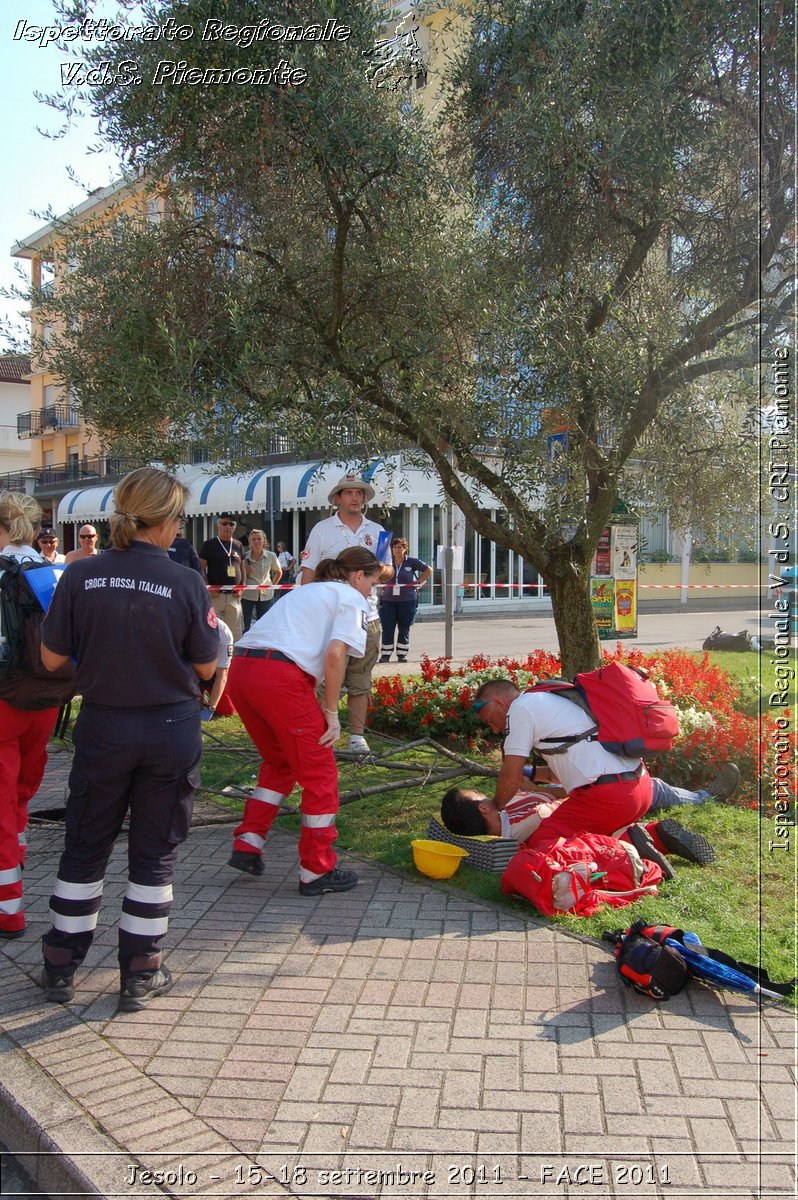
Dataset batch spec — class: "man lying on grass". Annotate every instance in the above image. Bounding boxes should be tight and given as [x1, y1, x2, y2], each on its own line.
[439, 762, 740, 878]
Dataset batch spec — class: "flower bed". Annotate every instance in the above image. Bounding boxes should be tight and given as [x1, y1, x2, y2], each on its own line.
[368, 646, 783, 804]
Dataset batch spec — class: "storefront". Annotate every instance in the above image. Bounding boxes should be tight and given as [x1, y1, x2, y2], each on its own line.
[57, 454, 550, 612]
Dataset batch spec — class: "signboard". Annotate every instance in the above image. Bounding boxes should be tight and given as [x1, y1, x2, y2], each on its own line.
[590, 577, 615, 629]
[612, 524, 637, 580]
[591, 517, 639, 639]
[546, 431, 569, 487]
[614, 580, 637, 632]
[592, 526, 611, 577]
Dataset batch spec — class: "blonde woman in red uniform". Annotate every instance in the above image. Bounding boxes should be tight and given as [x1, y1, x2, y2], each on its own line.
[227, 547, 382, 895]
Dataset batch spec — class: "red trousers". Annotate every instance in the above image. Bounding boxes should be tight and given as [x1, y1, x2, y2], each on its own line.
[0, 700, 58, 934]
[530, 770, 653, 847]
[227, 657, 339, 879]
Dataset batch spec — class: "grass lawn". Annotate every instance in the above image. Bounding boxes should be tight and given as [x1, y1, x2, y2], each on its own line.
[705, 647, 797, 716]
[199, 708, 796, 1004]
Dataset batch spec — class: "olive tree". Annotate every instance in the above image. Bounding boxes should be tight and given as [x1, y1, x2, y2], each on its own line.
[34, 0, 792, 672]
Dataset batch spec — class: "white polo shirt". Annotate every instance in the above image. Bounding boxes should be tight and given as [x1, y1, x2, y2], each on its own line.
[503, 692, 640, 794]
[236, 580, 369, 683]
[300, 513, 390, 620]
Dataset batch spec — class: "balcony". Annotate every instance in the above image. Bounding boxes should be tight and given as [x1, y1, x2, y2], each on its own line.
[17, 405, 81, 439]
[0, 456, 135, 495]
[0, 429, 407, 496]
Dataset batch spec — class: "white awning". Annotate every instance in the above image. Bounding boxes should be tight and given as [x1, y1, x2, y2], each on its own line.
[57, 483, 120, 524]
[178, 455, 469, 515]
[58, 455, 502, 524]
[56, 466, 211, 524]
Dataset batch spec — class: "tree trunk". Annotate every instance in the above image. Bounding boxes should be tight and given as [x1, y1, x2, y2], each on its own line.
[547, 567, 602, 677]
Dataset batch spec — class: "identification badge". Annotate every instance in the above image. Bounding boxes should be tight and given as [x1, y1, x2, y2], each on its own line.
[227, 565, 236, 578]
[392, 585, 401, 597]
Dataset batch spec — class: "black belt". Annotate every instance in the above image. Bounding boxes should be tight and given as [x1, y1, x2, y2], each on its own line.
[590, 764, 644, 787]
[233, 648, 295, 664]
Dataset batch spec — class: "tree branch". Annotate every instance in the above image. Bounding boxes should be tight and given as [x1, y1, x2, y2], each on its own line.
[584, 222, 663, 335]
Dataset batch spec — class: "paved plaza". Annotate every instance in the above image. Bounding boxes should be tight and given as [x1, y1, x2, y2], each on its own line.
[0, 608, 794, 1199]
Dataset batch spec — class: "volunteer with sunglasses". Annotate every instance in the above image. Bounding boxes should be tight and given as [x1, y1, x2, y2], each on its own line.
[227, 546, 382, 896]
[39, 468, 219, 1013]
[199, 513, 245, 640]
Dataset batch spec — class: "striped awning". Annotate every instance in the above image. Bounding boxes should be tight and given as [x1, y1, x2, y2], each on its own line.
[57, 455, 500, 523]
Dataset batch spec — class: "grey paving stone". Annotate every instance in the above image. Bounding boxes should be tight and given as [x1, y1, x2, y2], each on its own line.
[2, 777, 776, 1197]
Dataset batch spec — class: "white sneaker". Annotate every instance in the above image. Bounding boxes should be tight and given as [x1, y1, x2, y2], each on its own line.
[349, 734, 371, 755]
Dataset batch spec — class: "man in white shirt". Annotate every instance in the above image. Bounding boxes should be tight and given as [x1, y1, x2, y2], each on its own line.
[472, 677, 653, 843]
[472, 678, 720, 869]
[300, 474, 392, 753]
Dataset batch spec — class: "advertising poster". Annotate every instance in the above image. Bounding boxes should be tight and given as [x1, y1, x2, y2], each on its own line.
[615, 579, 637, 633]
[612, 524, 637, 580]
[590, 577, 615, 629]
[592, 526, 611, 576]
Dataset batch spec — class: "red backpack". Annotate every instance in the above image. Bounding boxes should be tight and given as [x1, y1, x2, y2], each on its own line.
[527, 662, 679, 758]
[500, 833, 662, 918]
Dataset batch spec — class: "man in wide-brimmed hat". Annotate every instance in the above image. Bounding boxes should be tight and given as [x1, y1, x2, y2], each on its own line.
[299, 474, 392, 754]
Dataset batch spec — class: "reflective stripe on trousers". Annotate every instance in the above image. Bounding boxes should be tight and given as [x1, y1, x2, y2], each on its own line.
[228, 658, 339, 877]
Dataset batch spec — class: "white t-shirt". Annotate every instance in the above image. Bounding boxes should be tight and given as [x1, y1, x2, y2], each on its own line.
[216, 620, 234, 669]
[236, 580, 369, 683]
[503, 691, 640, 794]
[300, 514, 390, 620]
[2, 544, 44, 564]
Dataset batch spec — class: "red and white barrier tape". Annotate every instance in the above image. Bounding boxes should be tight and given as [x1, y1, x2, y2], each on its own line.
[637, 583, 760, 590]
[207, 580, 761, 594]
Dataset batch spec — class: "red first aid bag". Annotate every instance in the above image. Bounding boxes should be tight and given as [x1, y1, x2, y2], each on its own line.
[500, 832, 662, 918]
[528, 662, 679, 758]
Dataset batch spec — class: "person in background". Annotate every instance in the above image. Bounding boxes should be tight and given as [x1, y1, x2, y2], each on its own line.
[274, 541, 296, 601]
[241, 530, 282, 632]
[227, 546, 383, 895]
[300, 475, 392, 754]
[168, 517, 203, 574]
[378, 537, 432, 663]
[39, 467, 218, 1013]
[64, 525, 100, 563]
[36, 527, 65, 564]
[200, 619, 236, 719]
[199, 514, 245, 640]
[0, 493, 73, 940]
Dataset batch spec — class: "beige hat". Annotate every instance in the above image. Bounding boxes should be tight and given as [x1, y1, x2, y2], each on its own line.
[327, 473, 376, 505]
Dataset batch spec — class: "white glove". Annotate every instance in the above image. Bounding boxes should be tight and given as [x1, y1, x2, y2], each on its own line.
[319, 709, 341, 747]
